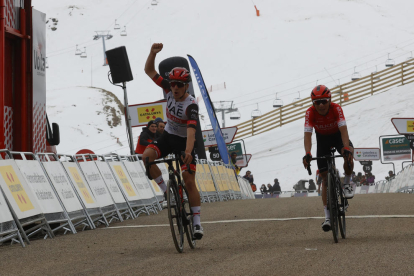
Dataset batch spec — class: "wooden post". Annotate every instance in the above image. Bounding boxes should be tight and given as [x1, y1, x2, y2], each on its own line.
[279, 106, 283, 127]
[370, 73, 374, 96]
[401, 63, 404, 85]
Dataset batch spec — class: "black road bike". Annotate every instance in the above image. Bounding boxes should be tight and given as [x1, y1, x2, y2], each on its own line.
[146, 152, 196, 253]
[307, 148, 349, 243]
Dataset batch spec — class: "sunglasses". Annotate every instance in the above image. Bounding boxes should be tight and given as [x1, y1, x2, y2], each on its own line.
[313, 99, 329, 105]
[169, 81, 186, 88]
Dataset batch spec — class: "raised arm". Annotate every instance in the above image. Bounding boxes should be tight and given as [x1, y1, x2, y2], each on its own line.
[144, 43, 163, 79]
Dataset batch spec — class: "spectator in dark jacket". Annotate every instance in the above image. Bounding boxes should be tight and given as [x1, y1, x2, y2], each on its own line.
[135, 120, 159, 154]
[267, 184, 273, 194]
[385, 170, 395, 181]
[154, 117, 165, 135]
[360, 175, 368, 186]
[260, 184, 267, 194]
[272, 179, 281, 194]
[243, 171, 254, 184]
[308, 179, 317, 191]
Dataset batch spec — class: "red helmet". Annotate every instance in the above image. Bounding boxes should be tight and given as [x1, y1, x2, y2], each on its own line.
[311, 85, 331, 101]
[168, 67, 191, 83]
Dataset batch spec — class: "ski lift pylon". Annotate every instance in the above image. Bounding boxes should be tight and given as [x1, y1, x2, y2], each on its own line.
[251, 103, 261, 119]
[351, 66, 361, 81]
[385, 53, 395, 67]
[120, 26, 127, 36]
[273, 93, 283, 108]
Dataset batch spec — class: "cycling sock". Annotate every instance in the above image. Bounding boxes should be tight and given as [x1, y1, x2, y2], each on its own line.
[344, 174, 351, 185]
[154, 175, 167, 193]
[324, 205, 330, 220]
[191, 206, 201, 226]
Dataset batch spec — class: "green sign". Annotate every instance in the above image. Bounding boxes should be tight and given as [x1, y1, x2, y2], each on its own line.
[226, 142, 243, 160]
[381, 136, 411, 161]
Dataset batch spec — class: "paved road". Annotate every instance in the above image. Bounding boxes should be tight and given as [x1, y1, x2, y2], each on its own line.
[1, 194, 413, 275]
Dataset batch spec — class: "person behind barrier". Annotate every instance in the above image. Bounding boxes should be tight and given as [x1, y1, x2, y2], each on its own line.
[260, 184, 267, 194]
[154, 117, 165, 135]
[243, 170, 254, 185]
[308, 179, 317, 191]
[360, 175, 367, 186]
[143, 43, 203, 240]
[385, 170, 395, 181]
[267, 184, 273, 194]
[366, 172, 375, 186]
[302, 85, 355, 233]
[230, 152, 241, 175]
[135, 120, 159, 154]
[273, 179, 281, 194]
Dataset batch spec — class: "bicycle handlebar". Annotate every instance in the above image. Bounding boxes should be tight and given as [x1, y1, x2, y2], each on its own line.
[145, 151, 192, 180]
[306, 154, 344, 175]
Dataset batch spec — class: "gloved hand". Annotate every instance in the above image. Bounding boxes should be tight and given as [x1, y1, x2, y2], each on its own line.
[302, 152, 312, 169]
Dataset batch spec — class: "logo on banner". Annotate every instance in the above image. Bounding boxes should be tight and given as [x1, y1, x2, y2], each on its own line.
[407, 121, 414, 132]
[137, 105, 164, 122]
[68, 167, 94, 204]
[113, 166, 136, 197]
[0, 166, 35, 212]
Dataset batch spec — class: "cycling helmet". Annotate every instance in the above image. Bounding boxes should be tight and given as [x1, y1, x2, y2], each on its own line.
[168, 67, 191, 83]
[311, 85, 331, 100]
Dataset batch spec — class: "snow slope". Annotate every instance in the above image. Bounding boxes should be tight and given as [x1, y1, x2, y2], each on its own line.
[32, 0, 414, 190]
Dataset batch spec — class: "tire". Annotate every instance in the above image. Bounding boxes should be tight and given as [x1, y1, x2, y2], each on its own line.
[338, 185, 347, 239]
[328, 172, 339, 243]
[182, 185, 196, 249]
[167, 180, 184, 253]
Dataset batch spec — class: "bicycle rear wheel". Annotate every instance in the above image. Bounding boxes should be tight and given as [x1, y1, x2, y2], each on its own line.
[328, 172, 339, 243]
[167, 180, 184, 253]
[181, 185, 196, 249]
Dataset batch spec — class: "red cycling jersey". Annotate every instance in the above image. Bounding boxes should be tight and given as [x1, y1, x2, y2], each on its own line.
[304, 102, 346, 135]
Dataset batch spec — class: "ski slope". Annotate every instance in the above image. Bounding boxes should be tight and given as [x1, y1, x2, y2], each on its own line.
[33, 0, 414, 190]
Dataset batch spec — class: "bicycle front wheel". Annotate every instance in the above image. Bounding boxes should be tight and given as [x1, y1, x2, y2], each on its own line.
[328, 172, 339, 243]
[181, 184, 196, 249]
[338, 186, 347, 239]
[167, 180, 184, 253]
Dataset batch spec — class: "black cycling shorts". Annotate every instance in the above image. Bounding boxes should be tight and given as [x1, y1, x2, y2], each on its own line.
[147, 131, 197, 171]
[316, 131, 353, 173]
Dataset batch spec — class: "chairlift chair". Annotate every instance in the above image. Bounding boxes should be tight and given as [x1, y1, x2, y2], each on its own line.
[75, 44, 82, 55]
[406, 51, 414, 65]
[120, 26, 127, 36]
[372, 65, 380, 82]
[273, 93, 283, 108]
[151, 0, 158, 5]
[385, 53, 395, 68]
[80, 47, 87, 58]
[351, 66, 361, 81]
[251, 103, 261, 119]
[114, 19, 120, 30]
[230, 110, 241, 120]
[292, 92, 302, 106]
[51, 27, 57, 31]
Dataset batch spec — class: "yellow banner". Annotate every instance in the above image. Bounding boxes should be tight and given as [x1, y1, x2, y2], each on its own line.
[0, 166, 35, 212]
[113, 165, 137, 197]
[68, 167, 94, 204]
[137, 104, 164, 124]
[407, 121, 414, 132]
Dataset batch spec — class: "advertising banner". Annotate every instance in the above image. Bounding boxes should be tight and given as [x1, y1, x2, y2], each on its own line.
[128, 100, 167, 127]
[202, 127, 237, 147]
[353, 148, 380, 161]
[391, 118, 414, 134]
[380, 136, 412, 162]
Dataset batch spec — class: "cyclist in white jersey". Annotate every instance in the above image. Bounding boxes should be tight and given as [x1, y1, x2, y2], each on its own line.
[142, 43, 203, 239]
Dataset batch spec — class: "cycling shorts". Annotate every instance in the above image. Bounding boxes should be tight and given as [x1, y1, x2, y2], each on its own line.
[316, 131, 353, 173]
[147, 131, 197, 172]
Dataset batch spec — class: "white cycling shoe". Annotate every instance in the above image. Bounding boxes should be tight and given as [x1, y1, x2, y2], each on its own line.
[193, 225, 204, 240]
[343, 184, 354, 199]
[322, 219, 331, 232]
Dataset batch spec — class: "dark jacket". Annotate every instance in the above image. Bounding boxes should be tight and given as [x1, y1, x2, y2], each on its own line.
[135, 127, 158, 154]
[243, 175, 254, 184]
[273, 181, 281, 192]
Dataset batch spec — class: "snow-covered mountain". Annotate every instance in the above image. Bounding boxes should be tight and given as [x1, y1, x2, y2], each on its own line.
[33, 0, 414, 190]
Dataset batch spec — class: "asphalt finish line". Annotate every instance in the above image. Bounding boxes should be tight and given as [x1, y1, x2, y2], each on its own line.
[105, 215, 414, 229]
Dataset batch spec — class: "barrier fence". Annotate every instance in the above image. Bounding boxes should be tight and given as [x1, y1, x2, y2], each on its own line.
[0, 150, 254, 248]
[235, 58, 414, 140]
[255, 164, 414, 199]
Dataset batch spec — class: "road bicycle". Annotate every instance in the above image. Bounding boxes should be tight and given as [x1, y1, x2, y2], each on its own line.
[307, 148, 349, 243]
[145, 152, 196, 253]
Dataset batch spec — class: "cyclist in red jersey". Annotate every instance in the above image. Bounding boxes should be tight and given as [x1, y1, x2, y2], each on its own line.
[142, 43, 203, 239]
[302, 85, 354, 232]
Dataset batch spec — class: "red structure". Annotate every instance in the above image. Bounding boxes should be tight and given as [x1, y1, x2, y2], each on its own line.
[0, 0, 58, 153]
